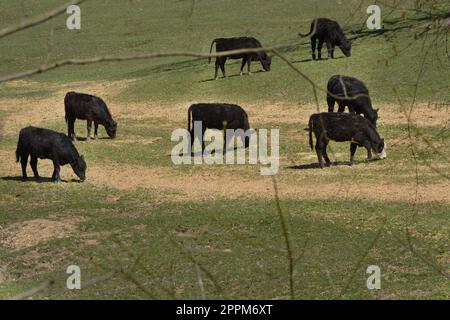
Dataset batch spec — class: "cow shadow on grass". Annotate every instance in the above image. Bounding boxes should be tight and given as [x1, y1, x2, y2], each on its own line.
[288, 159, 382, 170]
[74, 137, 111, 142]
[200, 70, 265, 83]
[170, 146, 248, 158]
[1, 176, 80, 183]
[291, 56, 346, 64]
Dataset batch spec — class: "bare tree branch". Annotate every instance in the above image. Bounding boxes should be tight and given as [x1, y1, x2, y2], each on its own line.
[0, 0, 87, 39]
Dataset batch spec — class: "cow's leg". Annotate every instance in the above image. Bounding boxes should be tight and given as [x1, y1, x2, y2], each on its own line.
[68, 118, 76, 141]
[189, 129, 194, 155]
[247, 58, 252, 75]
[240, 59, 247, 76]
[219, 57, 227, 78]
[214, 59, 220, 80]
[331, 45, 336, 59]
[30, 156, 40, 180]
[20, 154, 28, 180]
[201, 128, 206, 155]
[317, 39, 324, 60]
[350, 143, 358, 165]
[315, 135, 326, 168]
[326, 40, 333, 59]
[86, 120, 92, 142]
[363, 141, 373, 161]
[311, 37, 317, 60]
[327, 96, 335, 112]
[347, 102, 356, 114]
[51, 159, 61, 182]
[94, 122, 99, 141]
[322, 140, 331, 166]
[338, 103, 346, 113]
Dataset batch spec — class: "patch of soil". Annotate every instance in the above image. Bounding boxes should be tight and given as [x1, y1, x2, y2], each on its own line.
[0, 217, 86, 250]
[87, 162, 450, 203]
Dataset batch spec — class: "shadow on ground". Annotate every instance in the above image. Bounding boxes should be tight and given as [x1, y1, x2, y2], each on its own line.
[1, 176, 81, 183]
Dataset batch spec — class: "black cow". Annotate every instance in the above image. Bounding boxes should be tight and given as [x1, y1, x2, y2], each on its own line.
[16, 126, 86, 182]
[327, 75, 379, 127]
[209, 37, 272, 80]
[307, 113, 386, 168]
[188, 103, 251, 153]
[65, 92, 117, 141]
[299, 18, 351, 60]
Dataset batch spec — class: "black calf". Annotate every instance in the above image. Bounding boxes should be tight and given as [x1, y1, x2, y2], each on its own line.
[307, 113, 386, 168]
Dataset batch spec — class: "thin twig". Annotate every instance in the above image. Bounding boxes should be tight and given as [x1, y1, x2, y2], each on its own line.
[0, 0, 87, 39]
[272, 176, 295, 300]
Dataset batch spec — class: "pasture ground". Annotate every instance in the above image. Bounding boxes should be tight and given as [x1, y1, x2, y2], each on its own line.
[0, 0, 449, 299]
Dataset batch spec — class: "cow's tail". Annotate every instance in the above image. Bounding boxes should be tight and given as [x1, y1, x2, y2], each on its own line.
[188, 105, 192, 132]
[308, 118, 314, 150]
[64, 92, 71, 123]
[15, 136, 21, 163]
[298, 20, 316, 38]
[208, 39, 218, 63]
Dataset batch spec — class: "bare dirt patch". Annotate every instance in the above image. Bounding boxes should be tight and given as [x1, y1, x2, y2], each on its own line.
[87, 162, 450, 203]
[0, 217, 86, 250]
[378, 103, 450, 127]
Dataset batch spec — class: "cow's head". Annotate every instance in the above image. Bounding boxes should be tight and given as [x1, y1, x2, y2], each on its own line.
[72, 155, 87, 182]
[340, 40, 352, 57]
[106, 120, 117, 139]
[372, 139, 386, 159]
[259, 53, 272, 71]
[376, 141, 387, 159]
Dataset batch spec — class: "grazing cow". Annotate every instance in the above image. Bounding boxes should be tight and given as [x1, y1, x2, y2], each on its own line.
[327, 75, 379, 127]
[299, 18, 351, 60]
[208, 37, 272, 80]
[188, 103, 251, 153]
[65, 92, 117, 141]
[16, 126, 86, 181]
[307, 113, 386, 168]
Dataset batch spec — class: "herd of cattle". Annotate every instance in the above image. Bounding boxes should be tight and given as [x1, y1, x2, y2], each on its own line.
[14, 18, 386, 182]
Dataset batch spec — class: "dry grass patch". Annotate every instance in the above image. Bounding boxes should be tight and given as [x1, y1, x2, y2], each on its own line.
[87, 162, 450, 203]
[0, 217, 87, 250]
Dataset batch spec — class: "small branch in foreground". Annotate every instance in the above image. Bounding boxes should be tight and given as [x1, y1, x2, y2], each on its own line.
[272, 176, 295, 300]
[0, 0, 87, 39]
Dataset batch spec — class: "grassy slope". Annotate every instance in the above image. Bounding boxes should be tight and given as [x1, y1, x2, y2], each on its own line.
[0, 0, 449, 299]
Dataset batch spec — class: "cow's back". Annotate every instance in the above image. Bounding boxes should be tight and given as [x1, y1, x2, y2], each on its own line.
[328, 75, 369, 97]
[311, 113, 359, 141]
[190, 103, 248, 130]
[65, 92, 111, 122]
[18, 126, 76, 160]
[215, 37, 262, 53]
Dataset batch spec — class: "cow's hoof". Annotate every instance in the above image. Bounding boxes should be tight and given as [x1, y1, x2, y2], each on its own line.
[239, 72, 243, 76]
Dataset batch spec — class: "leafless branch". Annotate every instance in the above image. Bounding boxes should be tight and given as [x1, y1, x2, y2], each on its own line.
[0, 0, 87, 39]
[272, 176, 295, 300]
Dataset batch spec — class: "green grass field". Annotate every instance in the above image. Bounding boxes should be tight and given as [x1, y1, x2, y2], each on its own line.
[0, 0, 449, 299]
